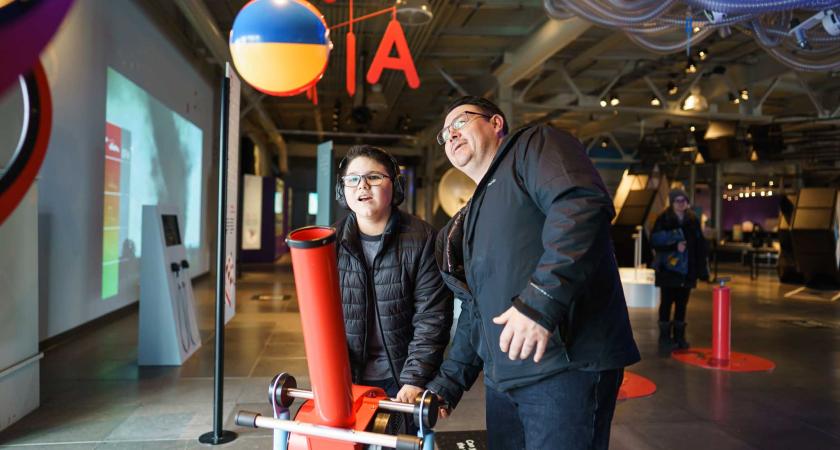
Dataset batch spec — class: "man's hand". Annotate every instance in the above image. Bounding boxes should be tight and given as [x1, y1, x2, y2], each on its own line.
[395, 384, 424, 403]
[677, 241, 687, 253]
[492, 306, 551, 363]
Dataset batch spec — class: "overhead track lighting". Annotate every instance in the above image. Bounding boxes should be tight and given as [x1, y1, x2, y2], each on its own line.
[609, 94, 620, 106]
[685, 58, 698, 74]
[667, 81, 678, 96]
[395, 0, 433, 26]
[650, 96, 661, 107]
[739, 89, 749, 101]
[682, 87, 708, 111]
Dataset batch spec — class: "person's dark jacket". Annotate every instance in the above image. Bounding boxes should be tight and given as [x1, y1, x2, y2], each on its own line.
[336, 209, 453, 388]
[426, 125, 641, 408]
[651, 210, 709, 288]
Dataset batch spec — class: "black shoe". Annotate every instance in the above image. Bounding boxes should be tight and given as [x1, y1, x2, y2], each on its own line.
[673, 321, 690, 349]
[658, 321, 676, 351]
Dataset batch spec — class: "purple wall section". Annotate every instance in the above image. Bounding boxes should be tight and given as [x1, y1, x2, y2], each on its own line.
[722, 196, 780, 231]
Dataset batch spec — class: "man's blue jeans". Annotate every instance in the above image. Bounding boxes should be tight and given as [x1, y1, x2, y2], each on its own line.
[485, 369, 624, 450]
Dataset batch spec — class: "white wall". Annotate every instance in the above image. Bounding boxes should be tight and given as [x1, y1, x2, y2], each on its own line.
[38, 0, 214, 340]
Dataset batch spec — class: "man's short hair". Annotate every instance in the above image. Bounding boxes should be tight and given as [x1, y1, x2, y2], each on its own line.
[444, 96, 509, 135]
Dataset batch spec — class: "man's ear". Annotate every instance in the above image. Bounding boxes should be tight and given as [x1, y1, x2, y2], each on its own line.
[493, 114, 505, 134]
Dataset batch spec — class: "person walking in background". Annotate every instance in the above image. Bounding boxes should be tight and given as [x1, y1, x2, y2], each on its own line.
[333, 145, 453, 432]
[651, 188, 709, 351]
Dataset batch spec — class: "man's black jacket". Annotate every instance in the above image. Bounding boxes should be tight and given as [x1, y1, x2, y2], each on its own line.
[427, 125, 641, 408]
[336, 210, 453, 387]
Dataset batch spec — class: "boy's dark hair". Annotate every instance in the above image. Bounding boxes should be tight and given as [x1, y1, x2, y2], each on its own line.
[339, 145, 399, 179]
[444, 96, 509, 135]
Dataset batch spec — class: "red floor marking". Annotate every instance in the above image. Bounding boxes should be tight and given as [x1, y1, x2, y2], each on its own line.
[671, 348, 776, 372]
[618, 371, 656, 400]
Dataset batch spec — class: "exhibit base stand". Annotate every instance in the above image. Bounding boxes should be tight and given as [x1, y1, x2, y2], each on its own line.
[673, 278, 775, 373]
[672, 349, 776, 372]
[618, 267, 659, 308]
[618, 371, 657, 400]
[0, 185, 40, 432]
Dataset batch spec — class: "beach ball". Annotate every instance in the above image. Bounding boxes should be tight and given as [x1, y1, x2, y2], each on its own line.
[229, 0, 332, 96]
[0, 0, 75, 94]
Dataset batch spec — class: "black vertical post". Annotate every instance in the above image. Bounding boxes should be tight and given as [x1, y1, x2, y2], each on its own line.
[199, 71, 237, 445]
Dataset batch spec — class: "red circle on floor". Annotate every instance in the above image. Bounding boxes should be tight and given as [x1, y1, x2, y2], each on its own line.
[618, 371, 656, 400]
[671, 348, 775, 372]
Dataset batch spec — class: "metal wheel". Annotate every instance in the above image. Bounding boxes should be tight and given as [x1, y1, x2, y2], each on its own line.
[365, 411, 399, 450]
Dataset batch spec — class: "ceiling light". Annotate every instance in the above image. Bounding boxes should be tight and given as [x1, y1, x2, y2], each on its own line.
[395, 0, 433, 26]
[739, 89, 749, 101]
[728, 93, 740, 104]
[682, 87, 708, 111]
[751, 181, 756, 186]
[667, 81, 678, 95]
[768, 190, 773, 196]
[697, 48, 708, 61]
[693, 26, 701, 33]
[689, 125, 696, 132]
[609, 94, 620, 106]
[685, 58, 698, 74]
[760, 190, 766, 196]
[650, 96, 661, 107]
[727, 183, 733, 189]
[769, 180, 774, 186]
[600, 98, 608, 108]
[601, 139, 609, 148]
[751, 191, 756, 197]
[694, 152, 705, 164]
[739, 192, 744, 198]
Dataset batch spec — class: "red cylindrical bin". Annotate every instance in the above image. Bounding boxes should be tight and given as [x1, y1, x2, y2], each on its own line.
[712, 282, 731, 364]
[286, 226, 354, 428]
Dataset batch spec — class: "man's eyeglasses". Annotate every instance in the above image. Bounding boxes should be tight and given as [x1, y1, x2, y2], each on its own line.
[673, 198, 688, 204]
[341, 173, 390, 187]
[436, 111, 491, 145]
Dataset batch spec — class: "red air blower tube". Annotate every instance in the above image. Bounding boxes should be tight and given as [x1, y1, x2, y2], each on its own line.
[286, 226, 355, 428]
[712, 280, 731, 364]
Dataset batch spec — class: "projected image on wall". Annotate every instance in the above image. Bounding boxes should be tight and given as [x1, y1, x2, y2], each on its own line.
[102, 68, 203, 300]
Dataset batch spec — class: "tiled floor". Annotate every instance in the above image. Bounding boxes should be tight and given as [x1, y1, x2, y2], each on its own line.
[1, 258, 839, 449]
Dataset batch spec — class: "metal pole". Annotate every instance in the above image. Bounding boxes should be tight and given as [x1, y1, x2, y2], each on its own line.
[236, 412, 422, 450]
[199, 70, 237, 445]
[284, 387, 417, 415]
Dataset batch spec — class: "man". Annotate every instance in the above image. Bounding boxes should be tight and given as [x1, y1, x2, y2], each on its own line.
[426, 96, 640, 450]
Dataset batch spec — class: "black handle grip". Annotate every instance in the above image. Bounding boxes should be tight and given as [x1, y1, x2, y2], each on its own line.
[395, 434, 422, 450]
[170, 262, 180, 273]
[413, 390, 439, 429]
[235, 411, 260, 428]
[181, 260, 190, 269]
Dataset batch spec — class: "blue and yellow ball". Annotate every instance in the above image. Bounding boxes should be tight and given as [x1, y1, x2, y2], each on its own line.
[229, 0, 332, 97]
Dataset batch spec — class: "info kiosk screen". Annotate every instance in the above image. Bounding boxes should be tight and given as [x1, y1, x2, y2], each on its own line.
[161, 215, 182, 247]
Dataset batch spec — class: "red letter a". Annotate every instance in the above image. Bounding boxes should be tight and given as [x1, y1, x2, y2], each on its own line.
[366, 19, 420, 89]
